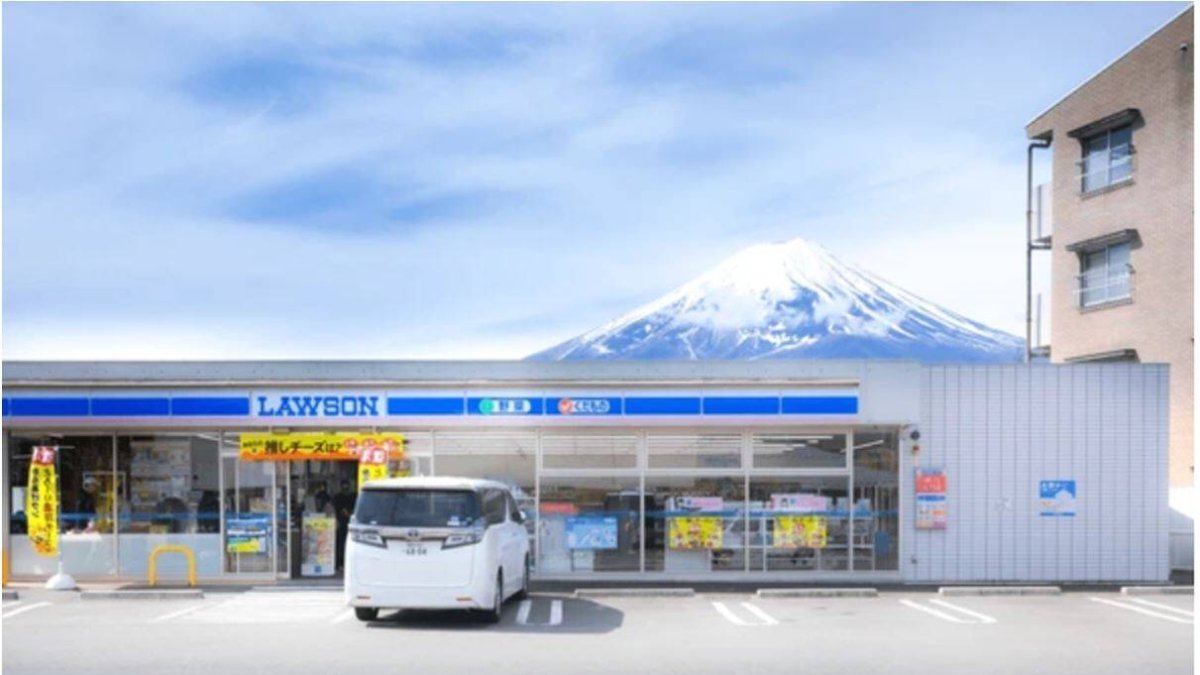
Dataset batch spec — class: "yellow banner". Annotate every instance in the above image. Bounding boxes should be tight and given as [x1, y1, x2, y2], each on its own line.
[773, 515, 828, 549]
[668, 516, 724, 550]
[26, 446, 59, 557]
[240, 433, 404, 461]
[357, 445, 390, 490]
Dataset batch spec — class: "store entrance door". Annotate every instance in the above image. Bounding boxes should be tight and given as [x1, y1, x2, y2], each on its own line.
[286, 461, 359, 579]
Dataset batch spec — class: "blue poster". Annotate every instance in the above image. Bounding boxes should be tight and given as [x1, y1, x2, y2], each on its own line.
[566, 516, 618, 550]
[1039, 480, 1077, 517]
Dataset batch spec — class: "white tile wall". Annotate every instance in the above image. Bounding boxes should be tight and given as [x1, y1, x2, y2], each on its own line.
[905, 364, 1170, 583]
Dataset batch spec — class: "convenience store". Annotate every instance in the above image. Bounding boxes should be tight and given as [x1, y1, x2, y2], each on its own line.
[1, 359, 1171, 584]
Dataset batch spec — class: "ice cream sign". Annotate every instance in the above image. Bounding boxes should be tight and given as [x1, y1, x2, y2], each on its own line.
[1038, 479, 1077, 517]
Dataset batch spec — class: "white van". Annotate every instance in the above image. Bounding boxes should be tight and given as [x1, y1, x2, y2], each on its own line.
[344, 477, 531, 623]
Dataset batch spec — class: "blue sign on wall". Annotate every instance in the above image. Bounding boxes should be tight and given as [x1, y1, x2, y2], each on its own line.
[1039, 479, 1077, 517]
[565, 516, 619, 550]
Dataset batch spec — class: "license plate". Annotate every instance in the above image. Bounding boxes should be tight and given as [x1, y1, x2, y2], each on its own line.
[404, 544, 429, 556]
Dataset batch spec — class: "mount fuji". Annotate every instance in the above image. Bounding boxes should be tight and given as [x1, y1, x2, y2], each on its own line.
[529, 238, 1023, 363]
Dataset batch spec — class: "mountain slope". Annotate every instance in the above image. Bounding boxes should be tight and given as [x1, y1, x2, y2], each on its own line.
[529, 238, 1023, 363]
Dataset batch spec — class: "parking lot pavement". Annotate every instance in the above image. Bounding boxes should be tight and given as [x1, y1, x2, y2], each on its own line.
[1, 589, 1193, 675]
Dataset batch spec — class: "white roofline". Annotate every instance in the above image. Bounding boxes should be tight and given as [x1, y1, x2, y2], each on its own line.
[1025, 5, 1193, 132]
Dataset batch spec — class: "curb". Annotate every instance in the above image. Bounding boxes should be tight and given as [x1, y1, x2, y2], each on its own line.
[1121, 586, 1194, 596]
[757, 588, 877, 598]
[2, 590, 18, 601]
[81, 589, 205, 600]
[574, 588, 694, 598]
[938, 586, 1061, 596]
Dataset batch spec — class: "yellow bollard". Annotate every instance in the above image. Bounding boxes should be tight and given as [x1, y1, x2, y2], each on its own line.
[147, 544, 196, 588]
[2, 549, 9, 587]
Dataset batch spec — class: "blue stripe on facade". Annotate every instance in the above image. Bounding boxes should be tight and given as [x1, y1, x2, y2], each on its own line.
[91, 397, 171, 416]
[545, 397, 623, 416]
[466, 397, 544, 416]
[624, 397, 702, 415]
[2, 399, 8, 416]
[387, 397, 466, 415]
[171, 397, 251, 416]
[781, 396, 859, 415]
[11, 397, 90, 416]
[703, 396, 780, 415]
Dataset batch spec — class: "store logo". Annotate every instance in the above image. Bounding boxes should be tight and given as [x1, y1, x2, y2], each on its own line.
[255, 394, 381, 417]
[477, 398, 532, 415]
[557, 398, 612, 415]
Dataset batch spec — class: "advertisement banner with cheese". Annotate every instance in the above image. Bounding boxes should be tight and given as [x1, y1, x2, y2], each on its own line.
[668, 516, 723, 549]
[26, 446, 59, 557]
[240, 433, 404, 462]
[773, 515, 828, 549]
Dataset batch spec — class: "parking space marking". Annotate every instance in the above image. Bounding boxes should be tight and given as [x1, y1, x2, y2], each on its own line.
[900, 599, 969, 623]
[516, 599, 563, 627]
[151, 605, 206, 623]
[178, 591, 345, 624]
[739, 603, 779, 625]
[710, 601, 776, 626]
[1090, 597, 1194, 625]
[330, 609, 355, 624]
[2, 602, 51, 620]
[928, 599, 998, 624]
[1125, 597, 1194, 617]
[711, 601, 750, 625]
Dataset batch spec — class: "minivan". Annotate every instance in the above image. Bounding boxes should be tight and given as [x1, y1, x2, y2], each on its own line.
[344, 477, 531, 623]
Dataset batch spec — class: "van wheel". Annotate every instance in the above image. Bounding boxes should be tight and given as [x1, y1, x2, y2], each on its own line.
[482, 571, 503, 624]
[355, 607, 378, 622]
[515, 555, 531, 600]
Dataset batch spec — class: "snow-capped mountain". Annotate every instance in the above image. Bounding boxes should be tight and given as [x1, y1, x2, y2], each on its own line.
[529, 238, 1023, 363]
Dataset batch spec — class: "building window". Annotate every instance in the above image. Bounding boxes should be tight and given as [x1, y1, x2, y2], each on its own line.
[1078, 241, 1132, 307]
[1079, 124, 1133, 193]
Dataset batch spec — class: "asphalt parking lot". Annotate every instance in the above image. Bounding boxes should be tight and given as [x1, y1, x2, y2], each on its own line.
[2, 587, 1194, 675]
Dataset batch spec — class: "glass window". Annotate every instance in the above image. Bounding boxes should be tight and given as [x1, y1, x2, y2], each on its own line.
[1080, 242, 1132, 307]
[354, 489, 480, 528]
[9, 435, 117, 577]
[852, 429, 900, 571]
[482, 490, 507, 525]
[752, 433, 848, 469]
[1080, 124, 1133, 193]
[116, 435, 222, 579]
[645, 475, 746, 573]
[541, 433, 638, 470]
[223, 452, 275, 575]
[748, 475, 850, 572]
[432, 432, 535, 544]
[646, 433, 741, 470]
[538, 477, 640, 573]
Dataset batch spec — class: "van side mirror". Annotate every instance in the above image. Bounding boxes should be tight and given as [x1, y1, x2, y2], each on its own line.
[513, 510, 527, 524]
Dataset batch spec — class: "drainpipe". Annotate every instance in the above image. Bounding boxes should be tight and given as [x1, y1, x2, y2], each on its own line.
[1026, 138, 1051, 363]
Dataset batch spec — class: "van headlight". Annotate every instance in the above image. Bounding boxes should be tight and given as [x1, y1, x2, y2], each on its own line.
[442, 529, 483, 549]
[350, 529, 386, 548]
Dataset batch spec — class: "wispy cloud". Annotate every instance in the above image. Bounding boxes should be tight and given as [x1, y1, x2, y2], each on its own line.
[3, 2, 1187, 359]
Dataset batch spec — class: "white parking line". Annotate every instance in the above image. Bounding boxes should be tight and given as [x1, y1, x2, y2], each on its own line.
[928, 599, 998, 624]
[899, 599, 970, 624]
[151, 605, 206, 623]
[330, 609, 355, 624]
[2, 602, 51, 620]
[711, 601, 750, 626]
[1125, 597, 1194, 617]
[1090, 597, 1194, 625]
[740, 602, 779, 626]
[516, 599, 563, 627]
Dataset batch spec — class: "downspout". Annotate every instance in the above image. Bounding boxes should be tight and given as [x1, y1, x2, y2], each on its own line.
[1026, 138, 1051, 363]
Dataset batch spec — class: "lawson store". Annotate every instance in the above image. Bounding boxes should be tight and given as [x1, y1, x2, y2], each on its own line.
[1, 359, 1171, 584]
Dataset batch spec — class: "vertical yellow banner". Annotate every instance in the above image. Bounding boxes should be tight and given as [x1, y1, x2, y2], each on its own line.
[357, 446, 389, 491]
[26, 446, 59, 557]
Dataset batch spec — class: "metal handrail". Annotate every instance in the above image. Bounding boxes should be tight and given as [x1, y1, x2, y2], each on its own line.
[1075, 267, 1134, 306]
[1076, 144, 1134, 193]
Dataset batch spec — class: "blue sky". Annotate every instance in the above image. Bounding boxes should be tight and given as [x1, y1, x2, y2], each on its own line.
[3, 2, 1188, 359]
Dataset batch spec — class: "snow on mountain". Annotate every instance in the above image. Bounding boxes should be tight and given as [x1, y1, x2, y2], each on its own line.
[528, 238, 1023, 363]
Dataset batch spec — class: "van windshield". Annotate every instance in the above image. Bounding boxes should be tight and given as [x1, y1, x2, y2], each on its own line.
[353, 489, 481, 528]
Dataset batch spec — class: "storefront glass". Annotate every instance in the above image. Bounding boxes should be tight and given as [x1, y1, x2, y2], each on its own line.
[752, 432, 849, 469]
[852, 429, 900, 571]
[748, 475, 851, 572]
[9, 435, 118, 577]
[222, 434, 277, 576]
[538, 476, 640, 573]
[541, 433, 638, 470]
[647, 433, 741, 470]
[116, 434, 222, 578]
[645, 474, 747, 573]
